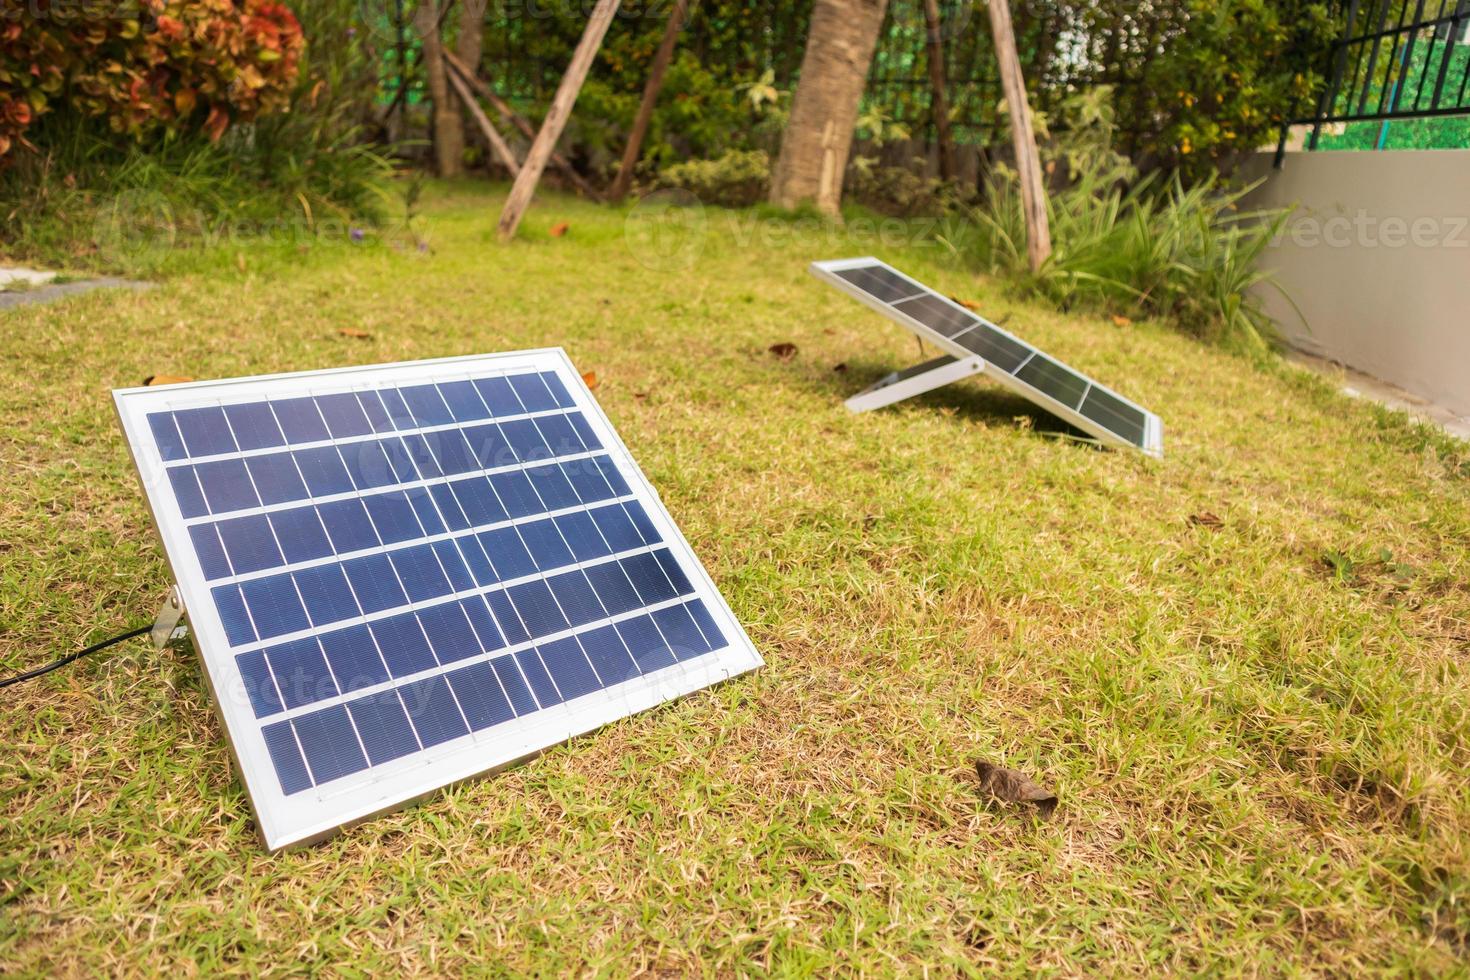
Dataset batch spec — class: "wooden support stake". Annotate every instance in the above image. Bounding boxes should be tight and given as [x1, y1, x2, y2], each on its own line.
[445, 59, 521, 177]
[986, 0, 1051, 272]
[444, 49, 602, 202]
[609, 0, 690, 202]
[497, 0, 620, 241]
[922, 0, 957, 181]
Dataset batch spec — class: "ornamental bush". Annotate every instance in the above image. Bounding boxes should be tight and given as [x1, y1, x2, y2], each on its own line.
[0, 0, 303, 160]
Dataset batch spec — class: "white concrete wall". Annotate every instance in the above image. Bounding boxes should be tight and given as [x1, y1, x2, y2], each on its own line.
[1242, 149, 1470, 418]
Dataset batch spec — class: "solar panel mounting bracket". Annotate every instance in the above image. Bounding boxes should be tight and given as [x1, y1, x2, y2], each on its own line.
[150, 584, 189, 650]
[844, 353, 987, 414]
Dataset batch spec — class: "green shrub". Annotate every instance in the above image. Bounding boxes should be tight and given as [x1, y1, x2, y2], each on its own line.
[845, 155, 975, 217]
[657, 149, 770, 208]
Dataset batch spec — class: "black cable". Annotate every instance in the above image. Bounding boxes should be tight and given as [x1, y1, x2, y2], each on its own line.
[0, 625, 151, 689]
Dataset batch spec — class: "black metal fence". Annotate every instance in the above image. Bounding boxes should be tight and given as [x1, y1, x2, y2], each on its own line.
[1284, 0, 1470, 156]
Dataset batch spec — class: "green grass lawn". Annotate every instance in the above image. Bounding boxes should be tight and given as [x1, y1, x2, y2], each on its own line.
[3, 183, 1469, 974]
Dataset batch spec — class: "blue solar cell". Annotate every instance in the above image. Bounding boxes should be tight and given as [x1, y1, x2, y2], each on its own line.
[364, 491, 422, 545]
[514, 649, 561, 707]
[189, 524, 232, 580]
[319, 624, 390, 693]
[292, 705, 369, 784]
[342, 440, 403, 491]
[621, 551, 681, 605]
[588, 503, 645, 553]
[262, 720, 312, 795]
[317, 498, 380, 554]
[342, 553, 408, 614]
[224, 402, 286, 451]
[461, 422, 513, 469]
[554, 511, 611, 562]
[401, 384, 455, 427]
[245, 453, 310, 507]
[293, 446, 353, 497]
[236, 650, 285, 718]
[581, 560, 643, 617]
[432, 540, 475, 593]
[316, 392, 374, 438]
[293, 563, 360, 627]
[460, 596, 503, 650]
[416, 602, 480, 664]
[507, 579, 567, 638]
[390, 544, 452, 603]
[560, 457, 615, 505]
[499, 418, 552, 462]
[535, 636, 600, 700]
[375, 388, 414, 430]
[212, 584, 256, 645]
[241, 575, 311, 641]
[148, 412, 186, 462]
[509, 373, 558, 413]
[266, 636, 338, 709]
[491, 655, 537, 714]
[196, 458, 260, 515]
[478, 526, 536, 581]
[488, 469, 542, 518]
[216, 514, 284, 575]
[566, 412, 602, 451]
[534, 413, 584, 456]
[593, 456, 631, 497]
[524, 463, 580, 511]
[485, 590, 530, 646]
[547, 571, 606, 628]
[397, 434, 442, 478]
[654, 549, 694, 596]
[518, 519, 573, 572]
[616, 614, 676, 672]
[174, 406, 237, 457]
[426, 429, 479, 476]
[539, 371, 576, 409]
[167, 466, 208, 518]
[406, 487, 447, 535]
[623, 500, 662, 545]
[652, 604, 710, 660]
[427, 483, 470, 531]
[449, 535, 494, 588]
[355, 391, 397, 433]
[272, 397, 330, 443]
[685, 599, 726, 653]
[437, 380, 491, 422]
[371, 613, 438, 677]
[472, 376, 522, 416]
[577, 623, 640, 687]
[401, 675, 468, 748]
[269, 507, 334, 564]
[448, 476, 505, 527]
[346, 690, 421, 765]
[446, 662, 515, 731]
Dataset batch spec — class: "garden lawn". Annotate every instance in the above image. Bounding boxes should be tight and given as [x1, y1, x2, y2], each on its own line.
[2, 184, 1469, 974]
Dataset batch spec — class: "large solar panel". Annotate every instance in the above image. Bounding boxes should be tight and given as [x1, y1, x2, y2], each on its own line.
[810, 258, 1164, 457]
[114, 350, 762, 850]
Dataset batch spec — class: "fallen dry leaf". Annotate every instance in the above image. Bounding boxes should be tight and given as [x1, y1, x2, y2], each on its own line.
[949, 296, 981, 311]
[1111, 314, 1133, 327]
[1189, 511, 1224, 528]
[338, 328, 372, 340]
[633, 392, 649, 400]
[549, 221, 570, 238]
[768, 342, 798, 360]
[975, 760, 1057, 819]
[235, 252, 247, 274]
[143, 375, 194, 387]
[832, 362, 848, 373]
[581, 371, 599, 390]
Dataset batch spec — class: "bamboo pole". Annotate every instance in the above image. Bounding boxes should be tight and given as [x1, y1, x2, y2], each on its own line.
[497, 0, 621, 241]
[444, 59, 521, 177]
[986, 0, 1052, 272]
[609, 0, 691, 202]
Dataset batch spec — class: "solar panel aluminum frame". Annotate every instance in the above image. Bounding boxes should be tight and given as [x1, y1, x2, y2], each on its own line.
[113, 349, 763, 851]
[810, 258, 1164, 458]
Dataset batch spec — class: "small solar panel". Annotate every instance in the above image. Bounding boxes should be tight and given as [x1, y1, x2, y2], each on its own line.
[114, 349, 762, 850]
[811, 258, 1163, 457]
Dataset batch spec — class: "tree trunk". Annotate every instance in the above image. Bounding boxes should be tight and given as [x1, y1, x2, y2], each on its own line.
[456, 0, 488, 164]
[497, 0, 621, 241]
[768, 0, 889, 217]
[987, 0, 1051, 272]
[609, 0, 690, 202]
[922, 0, 956, 181]
[415, 0, 463, 178]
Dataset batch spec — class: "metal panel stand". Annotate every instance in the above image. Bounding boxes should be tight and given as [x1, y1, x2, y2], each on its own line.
[151, 585, 189, 649]
[844, 354, 986, 414]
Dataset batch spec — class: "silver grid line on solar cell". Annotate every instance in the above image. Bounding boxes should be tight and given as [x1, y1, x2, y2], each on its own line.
[114, 349, 763, 850]
[809, 258, 1164, 457]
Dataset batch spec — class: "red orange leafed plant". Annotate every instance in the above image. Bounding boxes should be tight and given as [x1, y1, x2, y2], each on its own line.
[0, 0, 303, 160]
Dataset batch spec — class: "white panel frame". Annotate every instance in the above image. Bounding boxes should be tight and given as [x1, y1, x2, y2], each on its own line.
[811, 258, 1164, 458]
[114, 349, 763, 851]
